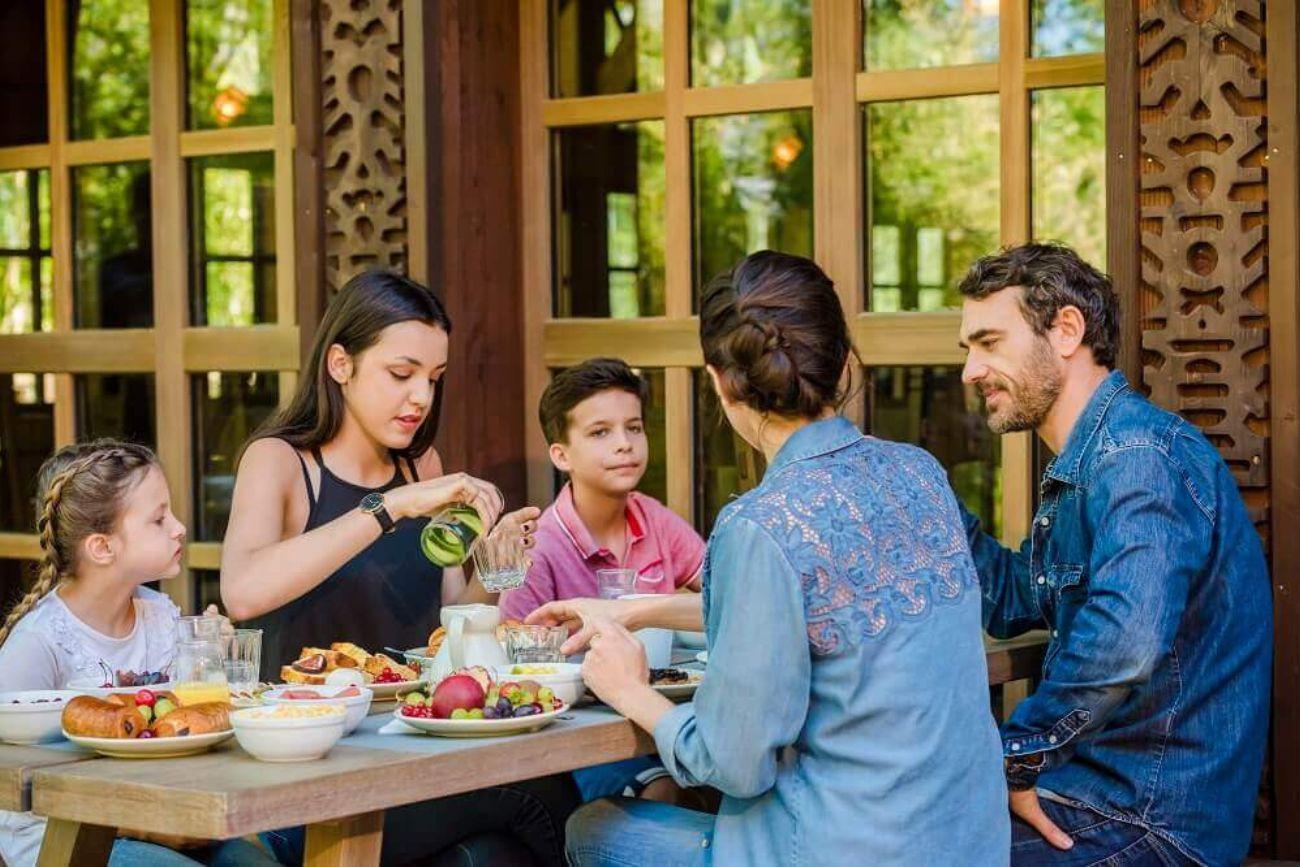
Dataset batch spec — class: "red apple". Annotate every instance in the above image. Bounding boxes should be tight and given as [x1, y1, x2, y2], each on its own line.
[429, 674, 486, 719]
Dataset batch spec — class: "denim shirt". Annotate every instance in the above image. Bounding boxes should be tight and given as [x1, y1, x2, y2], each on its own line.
[964, 371, 1272, 866]
[654, 417, 1009, 866]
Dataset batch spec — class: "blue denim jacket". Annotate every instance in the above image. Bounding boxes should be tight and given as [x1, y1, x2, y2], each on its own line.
[655, 416, 1009, 865]
[965, 371, 1272, 865]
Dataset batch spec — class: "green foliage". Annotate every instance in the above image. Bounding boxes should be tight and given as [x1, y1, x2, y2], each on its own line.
[70, 0, 151, 140]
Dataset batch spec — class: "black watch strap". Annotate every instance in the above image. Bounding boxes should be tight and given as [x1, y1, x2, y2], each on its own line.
[360, 492, 396, 534]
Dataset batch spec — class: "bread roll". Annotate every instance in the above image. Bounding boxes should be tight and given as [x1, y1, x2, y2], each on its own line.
[62, 695, 149, 739]
[153, 703, 231, 737]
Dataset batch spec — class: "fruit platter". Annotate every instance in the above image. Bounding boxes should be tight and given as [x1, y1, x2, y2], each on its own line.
[281, 642, 420, 699]
[61, 690, 233, 758]
[395, 666, 569, 738]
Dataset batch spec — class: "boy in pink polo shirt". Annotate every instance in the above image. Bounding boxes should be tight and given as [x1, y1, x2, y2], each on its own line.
[501, 358, 706, 806]
[501, 358, 704, 623]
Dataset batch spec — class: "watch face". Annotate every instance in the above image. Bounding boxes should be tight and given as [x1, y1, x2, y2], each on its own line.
[361, 493, 383, 513]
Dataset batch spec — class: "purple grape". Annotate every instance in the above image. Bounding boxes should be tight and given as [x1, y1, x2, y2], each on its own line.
[496, 697, 512, 714]
[483, 707, 499, 719]
[513, 705, 539, 717]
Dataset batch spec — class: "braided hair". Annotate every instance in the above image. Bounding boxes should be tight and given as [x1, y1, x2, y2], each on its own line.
[0, 440, 157, 647]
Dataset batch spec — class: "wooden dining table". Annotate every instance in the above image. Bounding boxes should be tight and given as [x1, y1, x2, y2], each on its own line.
[19, 634, 1046, 867]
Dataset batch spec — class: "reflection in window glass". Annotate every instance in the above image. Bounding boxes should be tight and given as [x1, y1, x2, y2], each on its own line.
[550, 0, 663, 98]
[1032, 0, 1104, 58]
[189, 152, 276, 326]
[194, 371, 279, 540]
[864, 0, 998, 71]
[693, 111, 813, 302]
[692, 0, 811, 88]
[0, 170, 52, 334]
[72, 162, 153, 328]
[70, 0, 150, 140]
[76, 374, 156, 448]
[1032, 86, 1105, 267]
[553, 122, 665, 318]
[693, 369, 765, 536]
[186, 0, 274, 130]
[866, 96, 998, 311]
[867, 367, 1001, 537]
[0, 373, 55, 532]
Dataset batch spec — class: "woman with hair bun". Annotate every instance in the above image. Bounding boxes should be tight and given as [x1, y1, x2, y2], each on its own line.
[557, 251, 1009, 865]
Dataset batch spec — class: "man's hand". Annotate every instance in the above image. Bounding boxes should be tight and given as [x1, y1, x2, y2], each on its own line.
[1009, 788, 1073, 851]
[525, 598, 633, 654]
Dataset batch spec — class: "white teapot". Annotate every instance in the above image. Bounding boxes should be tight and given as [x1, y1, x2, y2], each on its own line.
[424, 604, 508, 682]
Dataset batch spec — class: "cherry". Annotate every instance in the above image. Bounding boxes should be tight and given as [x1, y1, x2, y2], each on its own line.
[135, 689, 156, 708]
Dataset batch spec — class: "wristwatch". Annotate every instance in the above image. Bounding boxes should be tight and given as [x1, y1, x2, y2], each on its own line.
[359, 492, 396, 534]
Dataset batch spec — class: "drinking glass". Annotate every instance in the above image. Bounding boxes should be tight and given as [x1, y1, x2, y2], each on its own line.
[503, 624, 569, 664]
[596, 568, 636, 600]
[224, 628, 262, 692]
[634, 566, 667, 593]
[471, 522, 530, 592]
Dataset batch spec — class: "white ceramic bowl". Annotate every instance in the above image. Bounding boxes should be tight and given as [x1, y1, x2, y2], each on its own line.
[230, 705, 347, 762]
[0, 690, 79, 744]
[67, 682, 176, 699]
[261, 685, 373, 734]
[491, 663, 586, 707]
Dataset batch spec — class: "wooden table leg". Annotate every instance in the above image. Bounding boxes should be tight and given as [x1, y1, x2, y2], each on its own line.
[35, 818, 115, 867]
[304, 810, 384, 867]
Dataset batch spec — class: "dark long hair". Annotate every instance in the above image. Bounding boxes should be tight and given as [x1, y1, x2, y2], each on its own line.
[254, 269, 452, 459]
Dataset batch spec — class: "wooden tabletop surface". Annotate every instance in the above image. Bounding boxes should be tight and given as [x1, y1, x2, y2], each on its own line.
[0, 741, 89, 811]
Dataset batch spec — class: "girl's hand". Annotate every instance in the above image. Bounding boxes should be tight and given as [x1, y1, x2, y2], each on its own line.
[526, 598, 633, 654]
[386, 473, 504, 528]
[580, 619, 649, 712]
[202, 603, 235, 642]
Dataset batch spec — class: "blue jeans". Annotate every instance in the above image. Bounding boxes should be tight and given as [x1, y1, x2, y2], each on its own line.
[572, 756, 661, 803]
[109, 837, 279, 866]
[566, 797, 713, 867]
[1011, 800, 1194, 865]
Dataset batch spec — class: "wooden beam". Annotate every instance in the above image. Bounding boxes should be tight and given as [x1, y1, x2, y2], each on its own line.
[542, 91, 666, 127]
[1024, 53, 1105, 90]
[186, 541, 222, 571]
[178, 126, 278, 157]
[0, 145, 52, 171]
[1105, 0, 1141, 384]
[0, 330, 155, 373]
[680, 78, 813, 118]
[291, 0, 325, 365]
[182, 325, 301, 372]
[44, 0, 74, 446]
[857, 64, 998, 103]
[272, 0, 298, 404]
[62, 136, 150, 166]
[0, 533, 41, 559]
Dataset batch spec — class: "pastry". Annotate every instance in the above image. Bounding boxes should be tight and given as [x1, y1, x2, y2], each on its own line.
[152, 703, 231, 737]
[62, 695, 149, 739]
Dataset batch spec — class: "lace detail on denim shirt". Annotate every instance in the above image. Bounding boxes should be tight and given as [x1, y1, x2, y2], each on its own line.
[727, 438, 978, 656]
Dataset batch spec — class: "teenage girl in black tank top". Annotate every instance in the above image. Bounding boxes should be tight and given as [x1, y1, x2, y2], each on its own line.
[219, 271, 574, 866]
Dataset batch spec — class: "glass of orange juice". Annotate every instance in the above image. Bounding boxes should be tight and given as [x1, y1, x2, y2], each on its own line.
[172, 638, 230, 705]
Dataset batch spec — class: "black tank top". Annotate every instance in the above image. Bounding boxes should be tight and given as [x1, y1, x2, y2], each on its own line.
[248, 447, 443, 678]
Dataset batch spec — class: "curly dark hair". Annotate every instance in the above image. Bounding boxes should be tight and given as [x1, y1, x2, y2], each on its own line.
[958, 243, 1120, 369]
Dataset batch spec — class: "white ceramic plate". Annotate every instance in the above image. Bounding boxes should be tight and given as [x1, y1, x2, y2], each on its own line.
[651, 671, 702, 701]
[63, 729, 233, 758]
[367, 679, 424, 700]
[393, 703, 568, 738]
[694, 651, 708, 665]
[74, 682, 176, 699]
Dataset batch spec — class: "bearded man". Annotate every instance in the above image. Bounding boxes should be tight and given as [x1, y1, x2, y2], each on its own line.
[956, 243, 1271, 866]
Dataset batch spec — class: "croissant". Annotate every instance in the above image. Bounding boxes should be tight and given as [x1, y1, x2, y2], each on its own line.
[152, 702, 231, 737]
[62, 695, 149, 739]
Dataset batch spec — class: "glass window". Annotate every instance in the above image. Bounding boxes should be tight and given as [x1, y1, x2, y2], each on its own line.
[72, 162, 153, 329]
[864, 0, 999, 71]
[865, 96, 999, 311]
[76, 374, 156, 448]
[186, 0, 274, 130]
[70, 0, 151, 140]
[692, 110, 813, 303]
[0, 170, 53, 334]
[194, 568, 222, 612]
[1032, 0, 1104, 58]
[550, 0, 663, 98]
[866, 366, 1001, 537]
[693, 369, 765, 536]
[188, 152, 277, 326]
[691, 0, 812, 88]
[193, 371, 279, 541]
[0, 2, 48, 148]
[553, 122, 665, 317]
[0, 373, 56, 532]
[0, 559, 38, 623]
[1032, 86, 1105, 266]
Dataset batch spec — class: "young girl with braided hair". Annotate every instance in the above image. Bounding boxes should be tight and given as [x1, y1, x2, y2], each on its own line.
[0, 440, 275, 867]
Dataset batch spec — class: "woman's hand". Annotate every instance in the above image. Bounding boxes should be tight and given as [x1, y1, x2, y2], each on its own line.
[494, 506, 541, 549]
[526, 598, 634, 654]
[385, 473, 504, 528]
[580, 619, 650, 711]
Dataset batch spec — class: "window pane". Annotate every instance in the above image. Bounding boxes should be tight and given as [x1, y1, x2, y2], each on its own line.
[693, 369, 765, 536]
[865, 96, 998, 311]
[864, 0, 999, 71]
[0, 2, 48, 147]
[70, 0, 150, 140]
[550, 0, 663, 98]
[186, 0, 274, 130]
[1032, 0, 1104, 58]
[194, 568, 222, 612]
[866, 366, 1001, 537]
[553, 122, 665, 318]
[639, 368, 667, 504]
[692, 0, 811, 88]
[1032, 86, 1105, 266]
[0, 559, 39, 625]
[72, 162, 153, 328]
[193, 371, 279, 541]
[0, 373, 56, 532]
[76, 374, 156, 447]
[189, 152, 276, 325]
[0, 170, 52, 334]
[692, 110, 813, 303]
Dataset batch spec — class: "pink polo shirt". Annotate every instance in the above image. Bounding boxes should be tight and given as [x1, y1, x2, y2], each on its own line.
[500, 483, 705, 621]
